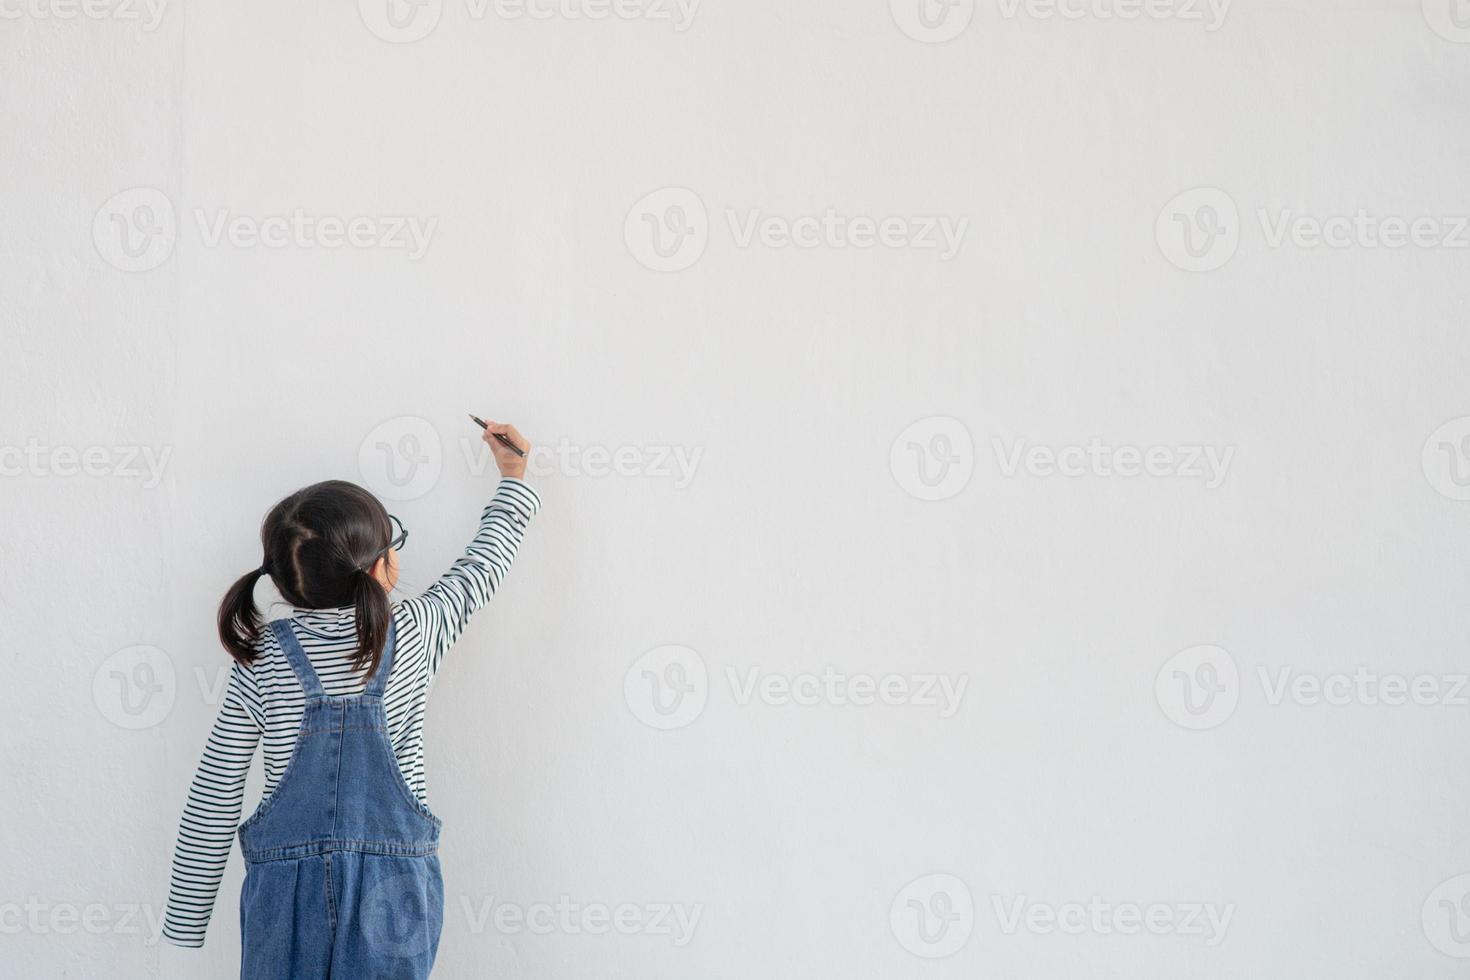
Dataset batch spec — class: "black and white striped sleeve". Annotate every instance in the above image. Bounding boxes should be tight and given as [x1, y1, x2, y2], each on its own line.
[398, 477, 540, 675]
[161, 667, 260, 948]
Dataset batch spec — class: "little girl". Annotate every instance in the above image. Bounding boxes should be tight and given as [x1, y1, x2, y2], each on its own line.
[162, 421, 537, 979]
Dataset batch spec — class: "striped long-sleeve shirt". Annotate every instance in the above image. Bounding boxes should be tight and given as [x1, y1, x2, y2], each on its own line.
[161, 478, 540, 948]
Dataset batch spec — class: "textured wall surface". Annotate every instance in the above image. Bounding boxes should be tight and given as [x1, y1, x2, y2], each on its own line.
[4, 0, 1470, 976]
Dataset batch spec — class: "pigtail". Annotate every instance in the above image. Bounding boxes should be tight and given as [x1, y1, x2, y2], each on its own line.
[218, 567, 268, 665]
[351, 567, 391, 678]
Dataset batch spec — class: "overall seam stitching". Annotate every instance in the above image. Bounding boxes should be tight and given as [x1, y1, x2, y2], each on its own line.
[323, 850, 337, 931]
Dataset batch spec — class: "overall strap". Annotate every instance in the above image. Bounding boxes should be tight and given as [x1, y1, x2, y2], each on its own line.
[270, 619, 324, 699]
[363, 618, 397, 698]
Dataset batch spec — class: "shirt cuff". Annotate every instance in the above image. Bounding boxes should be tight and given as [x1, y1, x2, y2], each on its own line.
[161, 925, 204, 949]
[490, 477, 540, 519]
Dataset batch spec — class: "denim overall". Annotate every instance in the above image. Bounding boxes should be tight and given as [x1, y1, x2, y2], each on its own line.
[238, 619, 444, 979]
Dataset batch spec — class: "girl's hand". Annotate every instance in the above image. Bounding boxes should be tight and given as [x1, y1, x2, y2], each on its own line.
[481, 420, 530, 480]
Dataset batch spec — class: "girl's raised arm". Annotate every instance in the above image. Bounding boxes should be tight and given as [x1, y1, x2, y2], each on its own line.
[397, 422, 539, 674]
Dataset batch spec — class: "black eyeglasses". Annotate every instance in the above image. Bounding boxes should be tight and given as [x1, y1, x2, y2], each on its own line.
[387, 514, 408, 553]
[362, 515, 408, 571]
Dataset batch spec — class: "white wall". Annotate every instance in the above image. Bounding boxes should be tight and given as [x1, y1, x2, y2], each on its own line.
[4, 0, 1470, 976]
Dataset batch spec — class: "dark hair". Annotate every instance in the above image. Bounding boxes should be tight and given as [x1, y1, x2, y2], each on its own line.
[218, 480, 394, 678]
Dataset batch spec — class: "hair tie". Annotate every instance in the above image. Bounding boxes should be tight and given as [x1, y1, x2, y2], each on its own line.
[257, 563, 271, 576]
